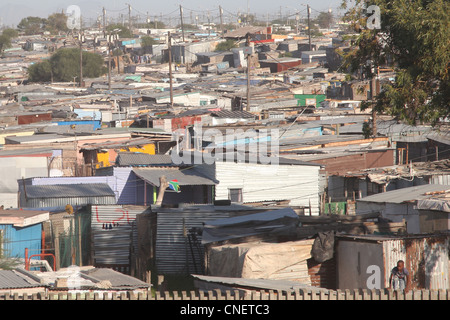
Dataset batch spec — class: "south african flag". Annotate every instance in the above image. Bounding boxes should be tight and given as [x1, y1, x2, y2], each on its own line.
[169, 179, 180, 193]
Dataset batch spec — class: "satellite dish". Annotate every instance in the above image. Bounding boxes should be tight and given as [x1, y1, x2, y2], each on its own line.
[65, 204, 74, 214]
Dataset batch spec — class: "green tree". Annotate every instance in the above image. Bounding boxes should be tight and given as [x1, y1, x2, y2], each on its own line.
[176, 23, 199, 31]
[214, 39, 237, 52]
[17, 16, 46, 35]
[106, 24, 133, 38]
[0, 34, 12, 53]
[140, 35, 157, 48]
[315, 11, 334, 29]
[28, 59, 53, 82]
[2, 28, 18, 39]
[28, 48, 107, 83]
[340, 0, 450, 125]
[45, 12, 68, 34]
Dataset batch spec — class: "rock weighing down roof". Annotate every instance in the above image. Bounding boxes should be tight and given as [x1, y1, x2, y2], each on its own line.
[32, 267, 151, 291]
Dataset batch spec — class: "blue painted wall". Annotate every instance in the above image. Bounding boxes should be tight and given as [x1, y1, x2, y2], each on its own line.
[0, 223, 42, 259]
[53, 120, 102, 130]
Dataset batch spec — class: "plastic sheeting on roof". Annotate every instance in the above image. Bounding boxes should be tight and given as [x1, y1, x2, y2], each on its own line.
[416, 198, 450, 213]
[201, 208, 299, 244]
[206, 239, 314, 284]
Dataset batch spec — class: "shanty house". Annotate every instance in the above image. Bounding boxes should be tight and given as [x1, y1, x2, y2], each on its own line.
[0, 209, 49, 259]
[19, 184, 117, 208]
[336, 234, 449, 290]
[195, 155, 324, 215]
[356, 184, 450, 234]
[416, 189, 450, 233]
[80, 137, 156, 169]
[0, 148, 52, 208]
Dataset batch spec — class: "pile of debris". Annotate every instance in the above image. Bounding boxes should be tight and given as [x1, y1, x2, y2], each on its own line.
[295, 212, 407, 238]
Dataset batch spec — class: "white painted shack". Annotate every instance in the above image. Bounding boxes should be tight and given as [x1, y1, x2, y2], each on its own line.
[197, 157, 323, 215]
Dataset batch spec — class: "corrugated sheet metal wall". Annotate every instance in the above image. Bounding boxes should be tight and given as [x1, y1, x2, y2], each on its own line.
[24, 176, 120, 202]
[383, 237, 449, 290]
[382, 240, 406, 288]
[25, 195, 116, 208]
[423, 238, 449, 290]
[156, 210, 230, 274]
[214, 162, 321, 215]
[113, 168, 137, 205]
[430, 174, 450, 186]
[91, 205, 151, 268]
[23, 169, 141, 206]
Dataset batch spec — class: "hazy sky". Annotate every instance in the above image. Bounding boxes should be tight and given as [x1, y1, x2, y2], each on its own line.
[0, 0, 345, 27]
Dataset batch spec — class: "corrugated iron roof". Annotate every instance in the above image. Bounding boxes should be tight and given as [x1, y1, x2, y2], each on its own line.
[357, 184, 450, 204]
[80, 138, 154, 151]
[25, 184, 116, 199]
[82, 268, 150, 289]
[224, 26, 268, 38]
[133, 167, 217, 187]
[193, 275, 330, 293]
[211, 110, 256, 119]
[116, 153, 175, 167]
[0, 269, 45, 290]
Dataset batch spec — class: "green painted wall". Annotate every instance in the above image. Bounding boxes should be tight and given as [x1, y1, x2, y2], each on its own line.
[295, 94, 326, 108]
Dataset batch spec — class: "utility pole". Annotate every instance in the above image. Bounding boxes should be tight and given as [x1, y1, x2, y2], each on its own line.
[108, 31, 111, 91]
[167, 32, 174, 107]
[102, 7, 106, 37]
[219, 6, 224, 37]
[128, 4, 132, 32]
[179, 5, 185, 42]
[246, 33, 251, 112]
[79, 16, 83, 88]
[372, 66, 380, 137]
[307, 5, 312, 51]
[247, 0, 250, 25]
[79, 37, 83, 87]
[207, 10, 211, 37]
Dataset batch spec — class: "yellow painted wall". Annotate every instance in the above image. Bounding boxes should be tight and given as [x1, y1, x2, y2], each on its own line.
[95, 143, 156, 168]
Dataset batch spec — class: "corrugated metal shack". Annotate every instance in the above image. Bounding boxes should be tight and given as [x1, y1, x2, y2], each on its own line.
[202, 211, 407, 291]
[356, 184, 450, 234]
[0, 209, 49, 259]
[152, 204, 268, 275]
[90, 205, 152, 274]
[337, 234, 450, 290]
[20, 183, 117, 208]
